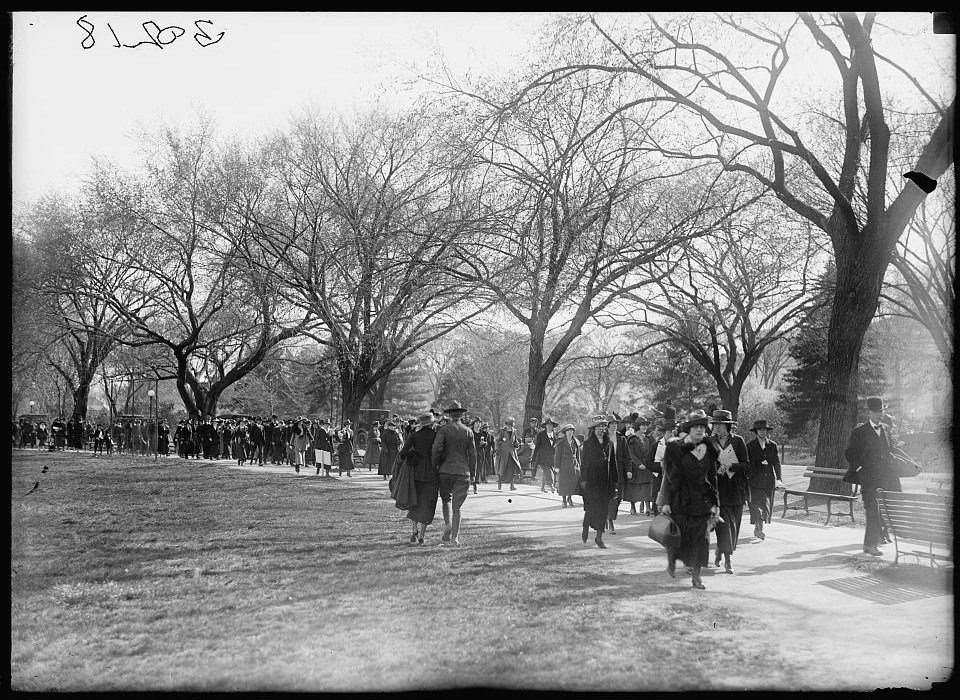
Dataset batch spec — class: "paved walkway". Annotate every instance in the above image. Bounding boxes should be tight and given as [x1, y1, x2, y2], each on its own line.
[212, 458, 953, 690]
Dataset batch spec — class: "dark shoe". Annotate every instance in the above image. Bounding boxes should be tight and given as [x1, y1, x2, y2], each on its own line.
[347, 472, 352, 477]
[723, 555, 734, 574]
[541, 485, 547, 492]
[714, 552, 722, 568]
[863, 546, 882, 556]
[498, 483, 502, 491]
[295, 466, 300, 474]
[692, 577, 706, 590]
[510, 484, 516, 491]
[562, 501, 567, 508]
[417, 537, 424, 545]
[608, 520, 616, 534]
[757, 530, 766, 540]
[595, 535, 607, 549]
[667, 558, 676, 578]
[441, 528, 452, 543]
[630, 506, 638, 515]
[409, 533, 418, 543]
[316, 467, 321, 475]
[473, 485, 477, 494]
[582, 525, 589, 543]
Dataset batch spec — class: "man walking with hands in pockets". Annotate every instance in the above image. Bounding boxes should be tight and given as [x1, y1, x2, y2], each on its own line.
[431, 401, 478, 546]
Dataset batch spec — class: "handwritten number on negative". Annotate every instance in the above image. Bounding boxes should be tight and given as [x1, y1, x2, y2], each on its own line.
[193, 20, 225, 47]
[77, 15, 96, 49]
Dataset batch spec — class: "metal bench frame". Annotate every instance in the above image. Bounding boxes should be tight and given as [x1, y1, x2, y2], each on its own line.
[781, 467, 860, 525]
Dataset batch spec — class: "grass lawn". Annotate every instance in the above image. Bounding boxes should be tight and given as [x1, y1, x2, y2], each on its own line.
[10, 448, 934, 691]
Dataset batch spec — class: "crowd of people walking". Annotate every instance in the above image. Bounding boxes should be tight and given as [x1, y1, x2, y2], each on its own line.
[15, 393, 913, 589]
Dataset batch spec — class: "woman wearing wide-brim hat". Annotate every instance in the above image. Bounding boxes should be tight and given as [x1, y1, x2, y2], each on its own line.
[579, 415, 615, 548]
[709, 410, 749, 574]
[657, 410, 720, 589]
[554, 423, 581, 508]
[397, 412, 440, 544]
[495, 417, 522, 491]
[745, 418, 782, 540]
[364, 421, 382, 472]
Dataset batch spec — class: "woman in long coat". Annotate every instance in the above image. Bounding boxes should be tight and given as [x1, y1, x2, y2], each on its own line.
[378, 421, 402, 480]
[397, 413, 440, 544]
[289, 420, 309, 473]
[623, 419, 654, 515]
[658, 411, 720, 590]
[709, 410, 749, 574]
[470, 418, 491, 493]
[579, 416, 615, 548]
[364, 423, 382, 472]
[532, 418, 559, 493]
[745, 419, 782, 540]
[605, 417, 628, 534]
[495, 417, 522, 491]
[336, 423, 355, 477]
[554, 423, 581, 508]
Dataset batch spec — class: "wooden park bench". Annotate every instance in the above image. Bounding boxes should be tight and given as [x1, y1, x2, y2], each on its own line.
[781, 466, 859, 525]
[877, 488, 952, 566]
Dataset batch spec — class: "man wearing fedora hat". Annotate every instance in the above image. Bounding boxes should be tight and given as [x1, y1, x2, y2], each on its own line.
[431, 401, 477, 545]
[844, 396, 898, 556]
[709, 410, 749, 573]
[746, 418, 782, 540]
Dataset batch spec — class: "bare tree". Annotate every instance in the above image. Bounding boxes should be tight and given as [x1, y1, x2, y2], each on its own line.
[880, 174, 954, 373]
[449, 68, 760, 427]
[247, 107, 489, 426]
[611, 210, 823, 418]
[83, 121, 311, 419]
[509, 11, 954, 472]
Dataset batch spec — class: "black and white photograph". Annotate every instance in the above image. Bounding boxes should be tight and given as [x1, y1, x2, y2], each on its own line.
[10, 11, 955, 691]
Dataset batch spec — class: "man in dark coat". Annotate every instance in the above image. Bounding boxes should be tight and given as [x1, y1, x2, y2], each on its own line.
[746, 419, 782, 541]
[709, 410, 750, 573]
[844, 396, 899, 556]
[431, 401, 477, 546]
[197, 417, 215, 459]
[248, 418, 265, 465]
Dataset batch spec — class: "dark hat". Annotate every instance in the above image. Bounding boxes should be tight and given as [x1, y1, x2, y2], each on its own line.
[710, 410, 736, 425]
[749, 419, 773, 433]
[560, 423, 576, 433]
[416, 413, 435, 427]
[634, 415, 651, 425]
[680, 409, 710, 433]
[444, 401, 467, 414]
[903, 171, 937, 194]
[865, 396, 884, 412]
[541, 417, 559, 427]
[657, 420, 676, 431]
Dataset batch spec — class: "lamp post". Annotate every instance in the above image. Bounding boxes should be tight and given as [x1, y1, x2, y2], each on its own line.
[147, 389, 156, 460]
[29, 400, 35, 414]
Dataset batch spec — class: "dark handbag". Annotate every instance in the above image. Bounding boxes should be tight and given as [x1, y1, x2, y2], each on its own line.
[647, 513, 681, 549]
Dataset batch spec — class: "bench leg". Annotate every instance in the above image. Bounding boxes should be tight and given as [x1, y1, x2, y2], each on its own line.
[848, 499, 854, 524]
[803, 496, 809, 516]
[825, 499, 832, 526]
[781, 491, 789, 518]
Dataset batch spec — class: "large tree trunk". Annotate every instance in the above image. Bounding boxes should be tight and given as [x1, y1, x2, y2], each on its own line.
[523, 327, 547, 425]
[812, 237, 887, 492]
[717, 382, 743, 421]
[70, 378, 92, 424]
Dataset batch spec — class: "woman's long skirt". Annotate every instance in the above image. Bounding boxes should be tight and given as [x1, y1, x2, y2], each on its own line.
[668, 512, 710, 568]
[715, 503, 743, 555]
[582, 497, 607, 533]
[407, 478, 440, 525]
[557, 465, 578, 498]
[623, 482, 652, 504]
[496, 450, 521, 480]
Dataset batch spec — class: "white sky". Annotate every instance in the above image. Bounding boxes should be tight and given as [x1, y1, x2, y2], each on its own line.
[11, 12, 954, 208]
[11, 11, 549, 205]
